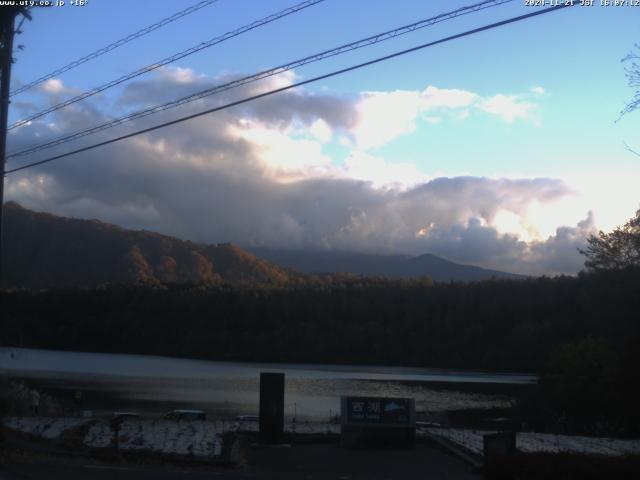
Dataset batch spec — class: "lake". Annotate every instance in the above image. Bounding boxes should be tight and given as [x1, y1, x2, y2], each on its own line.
[0, 347, 536, 421]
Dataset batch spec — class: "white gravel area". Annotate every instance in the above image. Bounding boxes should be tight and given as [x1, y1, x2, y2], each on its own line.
[3, 416, 223, 458]
[83, 419, 113, 448]
[85, 418, 223, 457]
[2, 417, 89, 439]
[14, 416, 636, 459]
[423, 427, 640, 457]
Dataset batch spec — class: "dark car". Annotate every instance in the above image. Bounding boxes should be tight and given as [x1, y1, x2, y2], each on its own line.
[163, 409, 206, 420]
[112, 411, 141, 420]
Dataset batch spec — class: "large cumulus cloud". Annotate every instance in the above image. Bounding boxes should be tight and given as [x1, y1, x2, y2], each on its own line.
[5, 67, 595, 275]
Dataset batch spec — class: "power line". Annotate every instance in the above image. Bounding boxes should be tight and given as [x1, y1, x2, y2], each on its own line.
[5, 3, 574, 176]
[10, 0, 221, 97]
[8, 0, 326, 130]
[8, 0, 515, 160]
[8, 0, 513, 159]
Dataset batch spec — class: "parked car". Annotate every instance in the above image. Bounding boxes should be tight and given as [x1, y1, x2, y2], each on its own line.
[416, 420, 441, 428]
[163, 409, 206, 420]
[112, 411, 140, 420]
[235, 414, 259, 422]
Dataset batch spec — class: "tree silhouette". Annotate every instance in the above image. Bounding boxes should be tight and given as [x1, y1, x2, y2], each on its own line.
[620, 44, 639, 119]
[619, 44, 640, 157]
[541, 337, 619, 431]
[580, 209, 640, 271]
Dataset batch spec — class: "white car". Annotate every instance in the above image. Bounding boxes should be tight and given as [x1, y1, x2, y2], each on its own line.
[235, 415, 259, 422]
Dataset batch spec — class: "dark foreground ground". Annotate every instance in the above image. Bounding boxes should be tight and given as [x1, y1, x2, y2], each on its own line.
[0, 441, 479, 480]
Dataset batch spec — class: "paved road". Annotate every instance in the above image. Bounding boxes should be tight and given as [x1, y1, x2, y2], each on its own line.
[248, 443, 479, 479]
[1, 443, 479, 479]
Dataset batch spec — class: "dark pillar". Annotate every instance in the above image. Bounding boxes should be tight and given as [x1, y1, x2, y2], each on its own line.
[258, 372, 285, 444]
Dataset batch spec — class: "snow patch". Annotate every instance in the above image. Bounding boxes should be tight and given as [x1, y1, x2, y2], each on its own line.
[3, 416, 223, 458]
[2, 417, 89, 439]
[423, 427, 640, 457]
[85, 419, 224, 457]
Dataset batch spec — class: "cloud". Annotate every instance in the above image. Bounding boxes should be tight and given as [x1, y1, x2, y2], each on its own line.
[227, 118, 333, 181]
[37, 78, 83, 101]
[308, 118, 332, 143]
[531, 86, 545, 96]
[348, 86, 478, 149]
[161, 66, 205, 84]
[5, 70, 587, 275]
[341, 151, 430, 189]
[423, 116, 442, 124]
[348, 85, 538, 149]
[41, 79, 65, 94]
[526, 212, 597, 275]
[418, 213, 596, 276]
[420, 86, 478, 110]
[479, 94, 536, 123]
[351, 90, 422, 149]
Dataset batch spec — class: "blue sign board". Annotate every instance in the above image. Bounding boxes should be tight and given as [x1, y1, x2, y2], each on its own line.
[342, 396, 415, 426]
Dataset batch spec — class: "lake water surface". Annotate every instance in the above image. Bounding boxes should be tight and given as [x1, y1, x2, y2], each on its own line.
[0, 347, 536, 420]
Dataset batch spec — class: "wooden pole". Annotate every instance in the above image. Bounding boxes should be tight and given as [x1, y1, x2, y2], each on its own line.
[0, 9, 17, 287]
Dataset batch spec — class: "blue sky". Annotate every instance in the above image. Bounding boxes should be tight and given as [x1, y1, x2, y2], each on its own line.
[5, 0, 640, 275]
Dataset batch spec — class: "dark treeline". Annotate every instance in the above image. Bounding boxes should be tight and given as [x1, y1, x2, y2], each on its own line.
[2, 269, 639, 371]
[2, 268, 640, 433]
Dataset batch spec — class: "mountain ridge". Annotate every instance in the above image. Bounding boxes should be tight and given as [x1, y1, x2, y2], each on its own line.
[246, 247, 524, 282]
[2, 202, 523, 288]
[2, 202, 293, 288]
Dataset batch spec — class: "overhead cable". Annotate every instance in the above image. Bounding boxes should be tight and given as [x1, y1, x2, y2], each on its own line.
[6, 3, 575, 175]
[10, 0, 222, 96]
[8, 0, 326, 129]
[8, 0, 514, 159]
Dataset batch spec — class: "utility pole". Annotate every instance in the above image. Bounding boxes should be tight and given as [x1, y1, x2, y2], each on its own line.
[0, 8, 19, 287]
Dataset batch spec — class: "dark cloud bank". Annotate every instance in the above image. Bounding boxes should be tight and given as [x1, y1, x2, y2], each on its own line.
[6, 69, 595, 275]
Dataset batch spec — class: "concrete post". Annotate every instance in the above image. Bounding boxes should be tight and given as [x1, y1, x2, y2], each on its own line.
[258, 372, 285, 444]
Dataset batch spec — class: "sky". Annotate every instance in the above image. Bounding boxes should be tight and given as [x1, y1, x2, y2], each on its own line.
[4, 0, 639, 275]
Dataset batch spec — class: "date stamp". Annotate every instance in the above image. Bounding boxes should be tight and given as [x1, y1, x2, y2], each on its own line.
[524, 0, 640, 6]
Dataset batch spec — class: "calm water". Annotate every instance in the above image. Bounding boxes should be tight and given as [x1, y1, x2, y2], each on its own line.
[0, 347, 536, 420]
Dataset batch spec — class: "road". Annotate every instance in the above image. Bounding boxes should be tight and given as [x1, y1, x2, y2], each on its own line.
[1, 443, 479, 479]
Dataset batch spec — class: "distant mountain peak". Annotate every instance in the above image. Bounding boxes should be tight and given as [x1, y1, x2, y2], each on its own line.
[246, 247, 524, 282]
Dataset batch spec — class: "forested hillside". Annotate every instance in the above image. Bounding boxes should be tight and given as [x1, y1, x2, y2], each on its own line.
[2, 202, 294, 287]
[2, 267, 638, 372]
